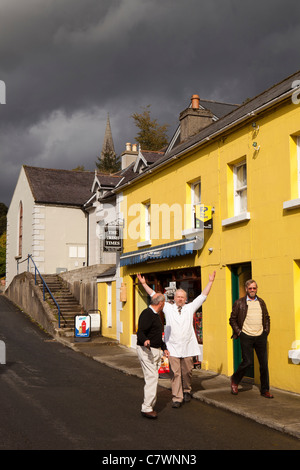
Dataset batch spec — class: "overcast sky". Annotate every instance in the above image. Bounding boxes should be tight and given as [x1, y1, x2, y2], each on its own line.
[1, 0, 300, 206]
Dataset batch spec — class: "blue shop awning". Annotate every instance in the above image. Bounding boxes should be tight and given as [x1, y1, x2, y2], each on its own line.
[120, 237, 202, 267]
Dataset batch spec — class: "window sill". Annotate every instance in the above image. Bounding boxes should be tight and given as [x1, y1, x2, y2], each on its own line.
[222, 212, 251, 227]
[137, 240, 152, 248]
[283, 198, 300, 210]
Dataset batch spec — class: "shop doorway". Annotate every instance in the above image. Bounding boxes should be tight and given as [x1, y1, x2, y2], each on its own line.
[231, 263, 254, 378]
[133, 267, 203, 342]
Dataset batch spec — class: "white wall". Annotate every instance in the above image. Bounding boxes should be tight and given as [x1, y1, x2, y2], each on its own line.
[43, 205, 87, 274]
[87, 199, 117, 266]
[6, 167, 34, 286]
[6, 166, 89, 285]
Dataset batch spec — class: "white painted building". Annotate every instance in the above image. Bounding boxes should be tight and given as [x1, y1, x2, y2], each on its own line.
[6, 166, 94, 286]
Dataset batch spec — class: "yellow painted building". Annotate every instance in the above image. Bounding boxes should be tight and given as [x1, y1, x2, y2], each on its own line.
[99, 72, 300, 394]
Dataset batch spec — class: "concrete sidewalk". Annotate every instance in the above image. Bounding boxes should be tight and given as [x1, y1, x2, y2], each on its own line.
[59, 334, 300, 441]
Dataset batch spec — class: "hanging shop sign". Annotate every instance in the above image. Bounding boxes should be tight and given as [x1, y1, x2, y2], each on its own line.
[195, 204, 213, 230]
[104, 225, 123, 252]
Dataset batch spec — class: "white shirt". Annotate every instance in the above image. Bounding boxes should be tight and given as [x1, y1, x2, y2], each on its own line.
[162, 294, 207, 357]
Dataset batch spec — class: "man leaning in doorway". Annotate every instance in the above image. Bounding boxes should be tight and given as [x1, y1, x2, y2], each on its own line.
[229, 279, 273, 398]
[138, 271, 216, 408]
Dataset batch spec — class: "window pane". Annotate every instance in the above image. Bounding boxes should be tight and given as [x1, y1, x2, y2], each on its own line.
[239, 189, 247, 212]
[236, 164, 247, 189]
[193, 182, 201, 204]
[78, 247, 86, 258]
[69, 246, 77, 258]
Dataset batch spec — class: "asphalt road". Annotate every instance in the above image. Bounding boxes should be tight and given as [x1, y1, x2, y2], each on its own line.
[0, 294, 299, 452]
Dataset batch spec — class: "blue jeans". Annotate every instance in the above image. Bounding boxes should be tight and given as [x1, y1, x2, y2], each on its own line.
[232, 331, 270, 394]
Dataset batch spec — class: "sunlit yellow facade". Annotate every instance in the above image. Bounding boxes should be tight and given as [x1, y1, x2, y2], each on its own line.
[99, 78, 300, 394]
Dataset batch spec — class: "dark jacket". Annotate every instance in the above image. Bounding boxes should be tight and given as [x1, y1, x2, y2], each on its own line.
[137, 307, 167, 350]
[229, 296, 270, 339]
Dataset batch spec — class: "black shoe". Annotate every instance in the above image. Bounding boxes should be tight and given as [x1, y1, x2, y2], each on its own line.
[172, 401, 182, 408]
[183, 392, 192, 402]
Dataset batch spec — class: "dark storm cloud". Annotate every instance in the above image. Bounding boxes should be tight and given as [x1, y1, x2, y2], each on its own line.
[1, 0, 300, 206]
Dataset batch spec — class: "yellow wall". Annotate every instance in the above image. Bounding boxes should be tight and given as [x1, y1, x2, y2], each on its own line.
[118, 98, 300, 394]
[98, 281, 117, 340]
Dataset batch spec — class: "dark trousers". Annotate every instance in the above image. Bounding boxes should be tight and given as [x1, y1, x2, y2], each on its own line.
[232, 331, 270, 394]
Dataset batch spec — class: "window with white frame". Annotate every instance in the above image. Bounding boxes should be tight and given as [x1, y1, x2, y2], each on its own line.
[192, 181, 201, 228]
[283, 135, 300, 210]
[69, 246, 86, 258]
[145, 202, 151, 241]
[234, 161, 247, 215]
[297, 136, 300, 197]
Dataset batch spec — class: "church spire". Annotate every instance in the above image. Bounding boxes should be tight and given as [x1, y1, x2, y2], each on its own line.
[101, 113, 115, 159]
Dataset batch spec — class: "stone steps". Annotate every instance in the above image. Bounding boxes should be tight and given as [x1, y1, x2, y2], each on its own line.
[36, 274, 83, 331]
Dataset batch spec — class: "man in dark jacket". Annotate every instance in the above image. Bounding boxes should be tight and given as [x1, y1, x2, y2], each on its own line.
[137, 293, 169, 419]
[229, 279, 273, 398]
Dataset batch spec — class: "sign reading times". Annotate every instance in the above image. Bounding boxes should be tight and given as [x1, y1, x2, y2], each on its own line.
[104, 226, 122, 252]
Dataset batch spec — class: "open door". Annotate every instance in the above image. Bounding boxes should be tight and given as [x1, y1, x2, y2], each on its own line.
[231, 263, 254, 378]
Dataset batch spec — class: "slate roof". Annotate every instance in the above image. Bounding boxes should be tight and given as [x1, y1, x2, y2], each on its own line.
[24, 166, 95, 206]
[109, 149, 165, 191]
[24, 70, 300, 204]
[140, 150, 165, 164]
[116, 69, 300, 191]
[199, 99, 239, 119]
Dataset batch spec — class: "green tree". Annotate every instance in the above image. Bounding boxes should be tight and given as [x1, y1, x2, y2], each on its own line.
[95, 149, 121, 174]
[0, 202, 7, 236]
[72, 165, 86, 171]
[131, 105, 169, 151]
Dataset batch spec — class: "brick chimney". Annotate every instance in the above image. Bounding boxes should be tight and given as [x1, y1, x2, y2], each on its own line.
[179, 94, 214, 142]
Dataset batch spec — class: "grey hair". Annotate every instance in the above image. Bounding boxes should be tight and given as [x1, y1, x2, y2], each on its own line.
[245, 279, 258, 289]
[150, 294, 165, 305]
[174, 288, 187, 298]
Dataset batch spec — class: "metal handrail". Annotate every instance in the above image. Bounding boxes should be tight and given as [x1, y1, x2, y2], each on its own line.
[26, 254, 66, 328]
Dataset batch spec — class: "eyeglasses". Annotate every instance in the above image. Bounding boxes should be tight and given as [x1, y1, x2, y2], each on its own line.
[247, 287, 257, 290]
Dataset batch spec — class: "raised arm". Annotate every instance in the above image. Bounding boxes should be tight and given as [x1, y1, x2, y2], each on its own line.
[190, 271, 216, 312]
[202, 271, 216, 296]
[137, 273, 155, 296]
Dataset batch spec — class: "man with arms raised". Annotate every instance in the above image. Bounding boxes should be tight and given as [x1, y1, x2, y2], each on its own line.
[138, 271, 216, 408]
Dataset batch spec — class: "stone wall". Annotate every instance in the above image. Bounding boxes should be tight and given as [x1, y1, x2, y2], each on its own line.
[59, 264, 115, 313]
[4, 271, 58, 336]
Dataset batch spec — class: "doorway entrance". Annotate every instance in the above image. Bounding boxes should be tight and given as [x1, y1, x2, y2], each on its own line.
[133, 267, 202, 339]
[231, 263, 254, 378]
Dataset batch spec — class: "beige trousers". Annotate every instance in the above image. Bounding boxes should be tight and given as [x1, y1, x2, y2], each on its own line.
[169, 356, 194, 403]
[137, 345, 162, 413]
